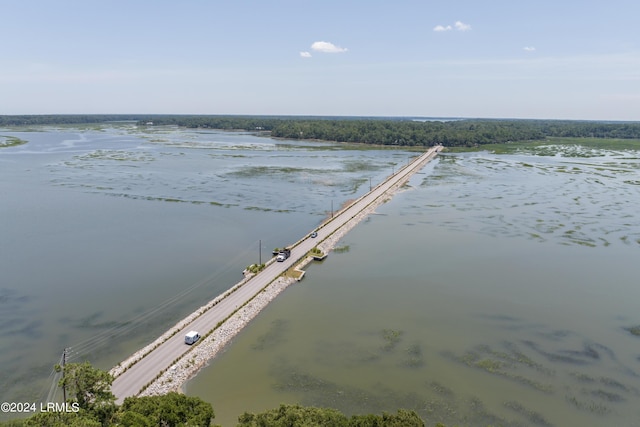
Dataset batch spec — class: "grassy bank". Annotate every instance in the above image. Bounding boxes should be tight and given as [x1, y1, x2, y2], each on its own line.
[449, 137, 640, 154]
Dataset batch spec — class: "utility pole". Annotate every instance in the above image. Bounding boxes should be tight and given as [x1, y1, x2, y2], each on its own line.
[259, 240, 262, 265]
[62, 348, 67, 403]
[331, 200, 334, 218]
[369, 177, 372, 191]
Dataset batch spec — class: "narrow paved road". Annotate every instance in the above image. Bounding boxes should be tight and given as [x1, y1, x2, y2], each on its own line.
[111, 145, 442, 402]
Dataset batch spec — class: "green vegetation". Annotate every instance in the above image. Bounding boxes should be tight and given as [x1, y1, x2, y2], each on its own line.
[134, 116, 640, 147]
[118, 393, 214, 427]
[0, 135, 27, 147]
[0, 115, 150, 126]
[55, 361, 115, 413]
[309, 247, 326, 260]
[456, 137, 640, 154]
[237, 404, 424, 427]
[452, 344, 555, 394]
[2, 362, 437, 427]
[381, 329, 403, 351]
[403, 343, 424, 368]
[3, 115, 640, 148]
[309, 247, 323, 255]
[333, 245, 351, 253]
[244, 263, 265, 274]
[625, 325, 640, 336]
[503, 401, 552, 426]
[0, 362, 213, 427]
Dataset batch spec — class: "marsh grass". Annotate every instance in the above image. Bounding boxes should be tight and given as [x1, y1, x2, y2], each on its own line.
[402, 343, 424, 368]
[589, 389, 625, 402]
[99, 193, 235, 207]
[380, 329, 403, 351]
[229, 165, 327, 178]
[428, 381, 454, 398]
[565, 394, 611, 414]
[74, 149, 155, 163]
[503, 401, 553, 427]
[341, 160, 382, 173]
[453, 343, 555, 394]
[451, 137, 640, 155]
[271, 363, 506, 426]
[569, 372, 596, 383]
[333, 245, 350, 253]
[625, 325, 640, 336]
[0, 135, 27, 147]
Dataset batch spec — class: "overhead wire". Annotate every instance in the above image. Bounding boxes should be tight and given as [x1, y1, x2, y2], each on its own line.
[42, 352, 64, 404]
[65, 238, 265, 361]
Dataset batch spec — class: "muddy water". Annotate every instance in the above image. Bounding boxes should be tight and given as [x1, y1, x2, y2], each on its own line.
[0, 124, 414, 418]
[186, 148, 640, 426]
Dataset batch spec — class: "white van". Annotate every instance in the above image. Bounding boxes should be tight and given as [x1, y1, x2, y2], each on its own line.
[184, 331, 200, 345]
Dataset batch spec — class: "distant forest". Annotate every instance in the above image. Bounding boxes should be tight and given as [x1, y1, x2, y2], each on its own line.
[2, 114, 640, 147]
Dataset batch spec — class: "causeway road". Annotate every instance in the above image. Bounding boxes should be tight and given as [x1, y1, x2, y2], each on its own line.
[111, 145, 442, 402]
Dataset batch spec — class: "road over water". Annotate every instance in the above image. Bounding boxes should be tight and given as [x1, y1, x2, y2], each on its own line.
[111, 145, 442, 402]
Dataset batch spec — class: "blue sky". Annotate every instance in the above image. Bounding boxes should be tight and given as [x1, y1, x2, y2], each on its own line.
[1, 0, 639, 120]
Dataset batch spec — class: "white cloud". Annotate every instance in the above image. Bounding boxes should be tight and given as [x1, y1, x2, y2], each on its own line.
[300, 51, 312, 58]
[311, 41, 348, 53]
[433, 25, 452, 32]
[434, 21, 471, 32]
[523, 46, 536, 52]
[454, 21, 472, 31]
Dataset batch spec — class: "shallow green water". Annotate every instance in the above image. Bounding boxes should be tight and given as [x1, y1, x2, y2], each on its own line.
[0, 125, 414, 418]
[186, 149, 640, 427]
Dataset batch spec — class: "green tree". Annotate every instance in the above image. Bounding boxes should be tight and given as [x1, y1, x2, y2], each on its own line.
[23, 411, 101, 427]
[117, 392, 214, 427]
[57, 362, 115, 411]
[348, 410, 424, 427]
[56, 361, 116, 425]
[236, 404, 425, 427]
[237, 404, 349, 427]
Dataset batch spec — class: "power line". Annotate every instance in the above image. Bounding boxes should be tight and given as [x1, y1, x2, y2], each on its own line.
[64, 239, 265, 360]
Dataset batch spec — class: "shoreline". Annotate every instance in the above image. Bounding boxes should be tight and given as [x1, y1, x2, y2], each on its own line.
[136, 169, 411, 397]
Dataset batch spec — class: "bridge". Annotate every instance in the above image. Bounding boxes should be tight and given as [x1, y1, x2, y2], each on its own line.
[111, 145, 442, 402]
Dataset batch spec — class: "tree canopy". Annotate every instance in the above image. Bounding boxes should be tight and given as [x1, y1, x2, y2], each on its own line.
[2, 115, 639, 148]
[118, 392, 215, 427]
[56, 362, 115, 412]
[237, 404, 425, 427]
[1, 362, 434, 427]
[130, 115, 640, 147]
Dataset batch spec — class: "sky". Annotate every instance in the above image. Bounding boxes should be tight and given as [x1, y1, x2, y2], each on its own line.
[1, 0, 639, 120]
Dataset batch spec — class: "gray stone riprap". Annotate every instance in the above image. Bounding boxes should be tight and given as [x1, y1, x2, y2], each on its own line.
[139, 275, 296, 396]
[108, 275, 254, 379]
[123, 163, 414, 396]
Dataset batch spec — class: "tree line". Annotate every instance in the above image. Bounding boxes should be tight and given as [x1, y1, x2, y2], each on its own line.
[0, 115, 146, 126]
[135, 116, 640, 147]
[2, 114, 639, 147]
[0, 362, 427, 427]
[127, 116, 640, 147]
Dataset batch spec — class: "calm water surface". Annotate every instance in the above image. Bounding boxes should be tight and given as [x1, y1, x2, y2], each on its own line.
[187, 148, 640, 427]
[0, 124, 411, 419]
